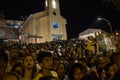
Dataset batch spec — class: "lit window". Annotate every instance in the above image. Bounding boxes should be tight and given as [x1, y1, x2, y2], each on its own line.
[14, 25, 19, 28]
[52, 0, 56, 9]
[45, 0, 48, 7]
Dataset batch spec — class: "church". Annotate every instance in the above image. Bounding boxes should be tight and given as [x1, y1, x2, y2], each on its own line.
[22, 0, 67, 43]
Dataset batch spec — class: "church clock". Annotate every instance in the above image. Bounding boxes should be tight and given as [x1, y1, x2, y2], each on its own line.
[53, 22, 59, 29]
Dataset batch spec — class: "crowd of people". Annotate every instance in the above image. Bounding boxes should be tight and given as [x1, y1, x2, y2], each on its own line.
[0, 39, 120, 80]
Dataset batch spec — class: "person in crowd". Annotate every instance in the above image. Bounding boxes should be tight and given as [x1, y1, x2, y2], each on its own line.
[33, 51, 58, 80]
[0, 50, 8, 79]
[5, 49, 20, 73]
[110, 52, 120, 80]
[87, 57, 96, 70]
[52, 58, 60, 71]
[94, 56, 107, 80]
[9, 49, 20, 65]
[11, 62, 24, 79]
[104, 63, 115, 80]
[1, 72, 21, 80]
[56, 63, 68, 80]
[68, 63, 88, 80]
[23, 54, 37, 80]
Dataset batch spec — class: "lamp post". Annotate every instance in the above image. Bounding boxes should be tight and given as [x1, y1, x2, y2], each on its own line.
[98, 18, 113, 35]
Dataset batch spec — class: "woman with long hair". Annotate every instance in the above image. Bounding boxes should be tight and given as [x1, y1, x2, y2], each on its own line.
[23, 54, 37, 80]
[68, 63, 88, 80]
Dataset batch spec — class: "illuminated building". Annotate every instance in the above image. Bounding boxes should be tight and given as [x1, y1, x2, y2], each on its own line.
[23, 0, 67, 43]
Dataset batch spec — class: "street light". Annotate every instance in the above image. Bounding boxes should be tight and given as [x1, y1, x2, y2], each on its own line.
[98, 18, 113, 35]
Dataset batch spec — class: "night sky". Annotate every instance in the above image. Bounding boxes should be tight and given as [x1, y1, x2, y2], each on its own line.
[0, 0, 120, 39]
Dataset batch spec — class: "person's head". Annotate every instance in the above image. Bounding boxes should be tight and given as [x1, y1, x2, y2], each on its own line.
[89, 57, 95, 64]
[23, 54, 37, 79]
[1, 72, 20, 80]
[96, 57, 106, 69]
[87, 57, 96, 68]
[104, 63, 115, 77]
[9, 49, 19, 59]
[56, 63, 66, 77]
[11, 62, 24, 77]
[110, 52, 120, 69]
[37, 51, 53, 70]
[9, 49, 19, 65]
[0, 50, 8, 75]
[69, 63, 88, 80]
[23, 54, 35, 69]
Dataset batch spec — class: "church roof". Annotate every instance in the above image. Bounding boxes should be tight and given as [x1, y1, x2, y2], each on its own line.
[25, 10, 67, 24]
[32, 11, 48, 19]
[79, 28, 102, 36]
[26, 11, 48, 21]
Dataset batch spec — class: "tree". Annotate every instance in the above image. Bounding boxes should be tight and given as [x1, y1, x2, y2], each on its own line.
[102, 0, 120, 12]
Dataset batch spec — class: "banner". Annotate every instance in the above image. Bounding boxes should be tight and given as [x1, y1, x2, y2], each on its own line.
[0, 26, 19, 39]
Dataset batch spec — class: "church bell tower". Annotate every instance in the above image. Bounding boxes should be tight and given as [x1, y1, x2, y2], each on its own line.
[44, 0, 66, 41]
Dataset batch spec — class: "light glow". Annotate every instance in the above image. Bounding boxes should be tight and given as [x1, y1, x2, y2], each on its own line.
[52, 0, 56, 9]
[45, 0, 48, 7]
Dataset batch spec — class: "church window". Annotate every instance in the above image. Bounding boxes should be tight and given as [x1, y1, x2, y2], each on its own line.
[52, 0, 56, 9]
[45, 0, 48, 7]
[53, 12, 56, 15]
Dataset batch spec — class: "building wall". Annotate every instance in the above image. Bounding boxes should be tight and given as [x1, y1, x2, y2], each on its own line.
[38, 16, 50, 43]
[23, 0, 67, 43]
[61, 17, 67, 40]
[23, 14, 67, 43]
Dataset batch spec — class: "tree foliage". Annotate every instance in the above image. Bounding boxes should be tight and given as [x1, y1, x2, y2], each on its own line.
[102, 0, 120, 12]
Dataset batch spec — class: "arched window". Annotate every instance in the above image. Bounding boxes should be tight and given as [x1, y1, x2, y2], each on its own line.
[45, 0, 48, 7]
[52, 0, 56, 9]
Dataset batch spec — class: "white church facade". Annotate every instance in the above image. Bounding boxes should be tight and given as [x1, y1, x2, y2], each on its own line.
[22, 0, 67, 43]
